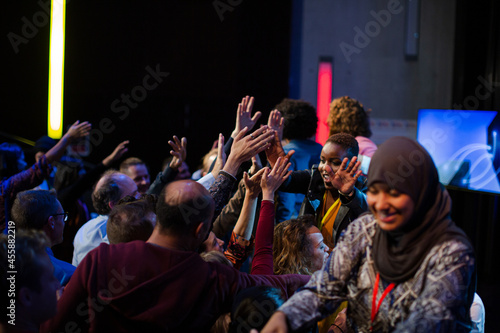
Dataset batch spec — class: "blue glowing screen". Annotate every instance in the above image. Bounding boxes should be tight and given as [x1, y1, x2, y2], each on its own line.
[417, 109, 500, 195]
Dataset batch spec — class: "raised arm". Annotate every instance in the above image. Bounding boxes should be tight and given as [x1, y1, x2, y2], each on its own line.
[231, 95, 262, 139]
[45, 121, 91, 163]
[168, 135, 187, 170]
[266, 110, 294, 168]
[251, 157, 292, 275]
[223, 167, 265, 269]
[102, 140, 129, 167]
[147, 135, 187, 195]
[222, 126, 274, 177]
[58, 140, 129, 206]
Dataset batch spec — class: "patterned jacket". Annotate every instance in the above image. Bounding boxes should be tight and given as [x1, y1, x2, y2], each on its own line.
[279, 214, 475, 332]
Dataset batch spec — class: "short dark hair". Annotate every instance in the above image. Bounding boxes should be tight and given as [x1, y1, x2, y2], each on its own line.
[328, 96, 372, 138]
[325, 133, 359, 158]
[107, 196, 156, 244]
[92, 171, 123, 215]
[274, 98, 318, 140]
[156, 181, 214, 235]
[119, 157, 146, 173]
[0, 229, 50, 314]
[11, 190, 59, 230]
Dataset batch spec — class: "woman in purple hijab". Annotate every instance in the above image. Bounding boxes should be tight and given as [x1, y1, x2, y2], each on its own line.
[259, 136, 476, 333]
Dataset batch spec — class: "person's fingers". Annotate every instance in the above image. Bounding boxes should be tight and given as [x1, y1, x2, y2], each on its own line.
[247, 96, 254, 112]
[172, 135, 181, 146]
[339, 157, 349, 171]
[270, 157, 281, 176]
[285, 150, 295, 160]
[251, 111, 262, 122]
[181, 137, 187, 148]
[234, 126, 248, 141]
[217, 133, 224, 160]
[283, 169, 292, 180]
[168, 140, 178, 150]
[250, 125, 268, 137]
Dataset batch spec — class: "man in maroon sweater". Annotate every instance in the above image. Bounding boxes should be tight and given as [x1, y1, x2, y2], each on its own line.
[41, 178, 309, 332]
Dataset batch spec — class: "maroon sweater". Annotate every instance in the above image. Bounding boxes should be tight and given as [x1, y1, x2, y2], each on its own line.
[41, 241, 309, 332]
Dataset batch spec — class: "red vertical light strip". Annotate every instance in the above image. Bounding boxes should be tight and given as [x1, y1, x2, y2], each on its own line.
[316, 60, 332, 145]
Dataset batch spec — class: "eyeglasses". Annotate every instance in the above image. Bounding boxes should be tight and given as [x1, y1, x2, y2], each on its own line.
[52, 212, 68, 222]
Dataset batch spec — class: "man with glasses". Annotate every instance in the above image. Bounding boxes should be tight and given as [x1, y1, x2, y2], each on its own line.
[10, 189, 76, 285]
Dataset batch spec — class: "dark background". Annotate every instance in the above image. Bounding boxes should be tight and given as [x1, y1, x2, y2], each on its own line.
[1, 1, 292, 171]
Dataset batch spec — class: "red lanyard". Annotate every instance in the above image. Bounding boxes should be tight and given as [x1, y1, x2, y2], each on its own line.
[370, 273, 395, 331]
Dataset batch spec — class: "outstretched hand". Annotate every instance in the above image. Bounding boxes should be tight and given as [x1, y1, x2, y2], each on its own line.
[248, 154, 263, 175]
[168, 136, 187, 170]
[102, 140, 129, 166]
[65, 120, 91, 142]
[265, 130, 294, 168]
[211, 134, 226, 178]
[261, 157, 292, 201]
[232, 95, 262, 138]
[267, 109, 284, 142]
[243, 168, 266, 199]
[326, 156, 362, 195]
[223, 125, 274, 177]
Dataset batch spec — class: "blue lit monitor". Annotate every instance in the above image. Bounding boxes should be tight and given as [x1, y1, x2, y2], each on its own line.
[416, 109, 500, 195]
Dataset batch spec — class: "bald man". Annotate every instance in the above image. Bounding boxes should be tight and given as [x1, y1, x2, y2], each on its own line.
[72, 171, 138, 266]
[41, 179, 308, 332]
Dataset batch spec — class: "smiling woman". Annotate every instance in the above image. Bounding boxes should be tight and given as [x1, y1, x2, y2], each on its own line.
[260, 136, 476, 333]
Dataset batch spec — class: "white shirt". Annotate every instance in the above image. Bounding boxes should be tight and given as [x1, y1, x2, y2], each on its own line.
[72, 214, 109, 266]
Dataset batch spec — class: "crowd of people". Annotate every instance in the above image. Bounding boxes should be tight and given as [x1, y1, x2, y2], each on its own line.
[0, 96, 483, 332]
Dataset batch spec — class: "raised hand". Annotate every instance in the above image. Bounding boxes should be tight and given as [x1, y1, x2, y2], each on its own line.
[248, 154, 263, 175]
[260, 157, 292, 201]
[265, 130, 294, 168]
[102, 140, 129, 166]
[326, 156, 362, 196]
[232, 95, 262, 138]
[65, 120, 91, 142]
[211, 134, 226, 178]
[243, 168, 266, 199]
[168, 136, 187, 170]
[267, 109, 284, 142]
[224, 126, 274, 176]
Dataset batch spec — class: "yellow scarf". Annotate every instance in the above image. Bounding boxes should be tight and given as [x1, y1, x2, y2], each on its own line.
[319, 192, 341, 249]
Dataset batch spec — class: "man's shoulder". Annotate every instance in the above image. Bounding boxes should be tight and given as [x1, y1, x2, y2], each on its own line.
[77, 215, 108, 234]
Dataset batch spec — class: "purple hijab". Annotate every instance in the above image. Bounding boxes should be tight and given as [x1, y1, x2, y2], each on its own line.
[368, 137, 472, 283]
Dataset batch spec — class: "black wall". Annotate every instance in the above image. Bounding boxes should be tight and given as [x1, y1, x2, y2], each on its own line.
[1, 1, 292, 171]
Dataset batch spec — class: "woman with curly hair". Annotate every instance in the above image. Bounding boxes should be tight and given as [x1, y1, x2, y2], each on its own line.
[272, 215, 329, 276]
[328, 96, 377, 158]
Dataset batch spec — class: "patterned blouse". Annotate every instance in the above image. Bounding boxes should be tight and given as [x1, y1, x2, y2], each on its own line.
[279, 214, 475, 332]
